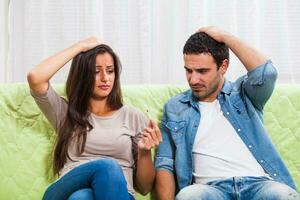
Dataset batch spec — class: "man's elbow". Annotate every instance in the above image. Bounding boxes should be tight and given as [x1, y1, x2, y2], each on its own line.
[265, 63, 278, 82]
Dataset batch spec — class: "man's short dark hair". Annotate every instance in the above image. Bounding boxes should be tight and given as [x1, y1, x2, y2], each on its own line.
[183, 32, 229, 69]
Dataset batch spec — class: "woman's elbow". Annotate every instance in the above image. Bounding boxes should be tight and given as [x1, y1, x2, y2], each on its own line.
[136, 175, 155, 195]
[27, 70, 38, 85]
[138, 183, 153, 196]
[27, 69, 48, 93]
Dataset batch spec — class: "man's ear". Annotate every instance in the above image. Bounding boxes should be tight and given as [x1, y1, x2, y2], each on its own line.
[219, 59, 229, 75]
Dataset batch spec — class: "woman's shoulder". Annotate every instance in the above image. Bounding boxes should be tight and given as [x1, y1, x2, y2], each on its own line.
[121, 105, 148, 123]
[122, 105, 145, 116]
[121, 105, 148, 132]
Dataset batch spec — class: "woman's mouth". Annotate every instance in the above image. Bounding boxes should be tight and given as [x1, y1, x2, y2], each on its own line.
[98, 85, 110, 90]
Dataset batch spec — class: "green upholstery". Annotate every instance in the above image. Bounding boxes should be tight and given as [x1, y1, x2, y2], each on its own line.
[0, 83, 299, 199]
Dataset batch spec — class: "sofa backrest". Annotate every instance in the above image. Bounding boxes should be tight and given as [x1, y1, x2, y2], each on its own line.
[0, 83, 299, 199]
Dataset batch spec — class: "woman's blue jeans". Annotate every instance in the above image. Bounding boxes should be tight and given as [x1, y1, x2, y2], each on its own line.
[42, 158, 134, 200]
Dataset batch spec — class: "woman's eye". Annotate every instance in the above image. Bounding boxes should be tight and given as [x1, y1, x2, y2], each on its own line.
[107, 70, 114, 74]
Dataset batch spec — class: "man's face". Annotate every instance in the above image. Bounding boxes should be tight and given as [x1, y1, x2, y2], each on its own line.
[184, 53, 227, 102]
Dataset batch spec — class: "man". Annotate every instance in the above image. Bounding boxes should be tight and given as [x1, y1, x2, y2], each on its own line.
[155, 26, 300, 200]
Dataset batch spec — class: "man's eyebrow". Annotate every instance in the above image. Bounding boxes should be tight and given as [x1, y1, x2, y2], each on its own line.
[184, 66, 210, 70]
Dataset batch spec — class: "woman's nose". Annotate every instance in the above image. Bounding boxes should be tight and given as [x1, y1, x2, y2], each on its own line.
[101, 72, 109, 82]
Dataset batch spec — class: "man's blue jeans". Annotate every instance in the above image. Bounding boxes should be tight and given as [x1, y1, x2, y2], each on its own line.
[176, 176, 300, 200]
[42, 158, 134, 200]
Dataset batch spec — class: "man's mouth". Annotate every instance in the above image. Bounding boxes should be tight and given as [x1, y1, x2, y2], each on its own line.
[191, 85, 205, 91]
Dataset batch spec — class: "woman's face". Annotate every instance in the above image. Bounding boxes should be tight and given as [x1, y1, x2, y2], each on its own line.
[92, 53, 115, 100]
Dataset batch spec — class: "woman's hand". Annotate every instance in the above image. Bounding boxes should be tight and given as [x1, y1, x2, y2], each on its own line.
[27, 36, 104, 94]
[136, 120, 162, 194]
[138, 120, 162, 151]
[77, 36, 103, 52]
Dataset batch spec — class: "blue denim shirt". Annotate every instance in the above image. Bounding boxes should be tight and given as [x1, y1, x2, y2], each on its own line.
[155, 60, 297, 192]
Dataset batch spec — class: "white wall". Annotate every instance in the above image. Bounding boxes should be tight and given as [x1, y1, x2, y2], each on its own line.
[0, 0, 9, 82]
[2, 0, 300, 84]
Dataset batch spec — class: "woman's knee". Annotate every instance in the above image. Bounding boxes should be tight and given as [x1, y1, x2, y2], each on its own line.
[68, 188, 93, 200]
[91, 159, 125, 183]
[92, 159, 122, 173]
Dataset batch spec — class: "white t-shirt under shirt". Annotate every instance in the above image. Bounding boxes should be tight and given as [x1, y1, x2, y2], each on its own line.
[192, 99, 268, 184]
[31, 85, 148, 196]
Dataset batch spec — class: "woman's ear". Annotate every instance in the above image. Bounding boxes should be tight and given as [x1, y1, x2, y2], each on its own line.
[219, 59, 229, 75]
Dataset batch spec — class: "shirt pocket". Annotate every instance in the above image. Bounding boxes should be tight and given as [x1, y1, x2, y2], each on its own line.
[165, 121, 186, 145]
[232, 99, 251, 120]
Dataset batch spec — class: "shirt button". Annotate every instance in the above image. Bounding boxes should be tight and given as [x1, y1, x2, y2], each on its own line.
[248, 145, 252, 148]
[237, 129, 241, 132]
[260, 160, 264, 163]
[174, 127, 177, 131]
[226, 112, 230, 115]
[273, 173, 277, 176]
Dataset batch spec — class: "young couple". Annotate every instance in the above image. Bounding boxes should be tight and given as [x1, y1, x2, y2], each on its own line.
[28, 27, 299, 200]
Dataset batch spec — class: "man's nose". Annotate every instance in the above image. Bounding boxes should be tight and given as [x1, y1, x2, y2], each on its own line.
[189, 72, 199, 84]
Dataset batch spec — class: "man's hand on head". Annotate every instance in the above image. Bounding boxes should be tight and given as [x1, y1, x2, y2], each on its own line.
[197, 26, 230, 43]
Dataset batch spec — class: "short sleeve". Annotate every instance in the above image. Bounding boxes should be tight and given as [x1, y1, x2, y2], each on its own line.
[30, 85, 68, 131]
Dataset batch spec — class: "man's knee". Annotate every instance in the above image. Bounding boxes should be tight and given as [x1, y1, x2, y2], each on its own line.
[254, 181, 300, 200]
[176, 184, 225, 200]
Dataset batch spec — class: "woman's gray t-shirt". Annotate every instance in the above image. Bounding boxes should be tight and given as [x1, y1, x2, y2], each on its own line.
[31, 85, 148, 195]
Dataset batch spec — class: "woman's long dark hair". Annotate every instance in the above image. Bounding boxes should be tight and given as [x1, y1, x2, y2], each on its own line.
[53, 44, 123, 175]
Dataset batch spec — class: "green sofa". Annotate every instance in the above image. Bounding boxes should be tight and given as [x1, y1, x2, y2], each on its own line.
[0, 83, 299, 199]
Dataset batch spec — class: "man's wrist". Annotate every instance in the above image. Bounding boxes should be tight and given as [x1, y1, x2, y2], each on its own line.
[221, 33, 236, 47]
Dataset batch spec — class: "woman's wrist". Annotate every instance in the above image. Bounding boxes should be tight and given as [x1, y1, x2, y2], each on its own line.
[72, 42, 85, 53]
[138, 148, 151, 157]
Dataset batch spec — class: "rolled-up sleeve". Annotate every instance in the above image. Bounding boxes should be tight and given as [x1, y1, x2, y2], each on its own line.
[242, 60, 278, 111]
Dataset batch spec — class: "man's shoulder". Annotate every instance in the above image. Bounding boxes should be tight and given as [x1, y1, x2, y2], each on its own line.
[164, 89, 191, 109]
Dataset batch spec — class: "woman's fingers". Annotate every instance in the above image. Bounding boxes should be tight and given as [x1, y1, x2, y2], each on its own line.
[138, 119, 163, 150]
[143, 127, 158, 145]
[78, 36, 103, 52]
[151, 120, 162, 142]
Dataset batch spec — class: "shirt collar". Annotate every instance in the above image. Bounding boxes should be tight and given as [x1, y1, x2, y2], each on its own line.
[220, 79, 232, 95]
[179, 79, 232, 105]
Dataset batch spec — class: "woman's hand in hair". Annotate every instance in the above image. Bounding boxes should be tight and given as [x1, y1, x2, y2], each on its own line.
[77, 36, 103, 52]
[138, 120, 162, 151]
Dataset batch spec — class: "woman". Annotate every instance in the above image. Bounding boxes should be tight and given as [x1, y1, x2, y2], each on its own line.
[27, 37, 162, 200]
